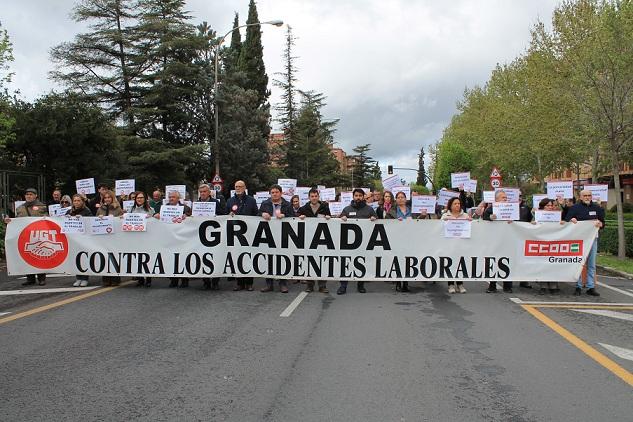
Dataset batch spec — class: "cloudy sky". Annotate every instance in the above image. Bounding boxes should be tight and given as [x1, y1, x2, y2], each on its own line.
[2, 0, 558, 181]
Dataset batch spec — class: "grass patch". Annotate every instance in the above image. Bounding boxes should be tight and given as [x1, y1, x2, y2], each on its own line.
[597, 253, 633, 275]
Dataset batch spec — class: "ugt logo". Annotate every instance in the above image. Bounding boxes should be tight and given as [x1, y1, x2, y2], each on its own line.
[17, 220, 69, 269]
[524, 240, 583, 257]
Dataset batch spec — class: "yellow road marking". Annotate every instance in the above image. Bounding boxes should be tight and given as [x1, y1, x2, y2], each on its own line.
[522, 305, 633, 387]
[0, 281, 134, 326]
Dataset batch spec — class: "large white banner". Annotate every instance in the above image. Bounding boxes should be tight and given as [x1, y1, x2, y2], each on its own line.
[4, 217, 598, 283]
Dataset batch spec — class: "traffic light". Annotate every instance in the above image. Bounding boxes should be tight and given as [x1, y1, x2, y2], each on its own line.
[387, 165, 393, 175]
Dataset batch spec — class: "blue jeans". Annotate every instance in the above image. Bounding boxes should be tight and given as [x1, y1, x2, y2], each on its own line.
[578, 238, 598, 289]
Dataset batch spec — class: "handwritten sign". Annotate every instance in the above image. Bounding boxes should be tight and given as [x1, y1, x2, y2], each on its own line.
[340, 192, 353, 205]
[48, 204, 71, 217]
[583, 184, 608, 203]
[443, 219, 472, 238]
[329, 202, 344, 216]
[122, 200, 134, 212]
[493, 202, 519, 221]
[466, 180, 477, 193]
[532, 194, 549, 209]
[76, 178, 96, 195]
[392, 186, 411, 199]
[278, 178, 297, 201]
[547, 181, 573, 199]
[296, 187, 311, 206]
[255, 191, 270, 206]
[191, 201, 216, 217]
[115, 179, 135, 196]
[319, 187, 336, 202]
[534, 210, 562, 223]
[122, 213, 147, 232]
[451, 172, 470, 188]
[160, 205, 184, 224]
[437, 190, 459, 207]
[412, 195, 436, 214]
[165, 185, 187, 201]
[61, 216, 86, 234]
[483, 191, 495, 203]
[90, 216, 114, 235]
[382, 174, 401, 192]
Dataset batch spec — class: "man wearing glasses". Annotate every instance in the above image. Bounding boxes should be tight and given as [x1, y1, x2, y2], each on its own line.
[565, 190, 605, 296]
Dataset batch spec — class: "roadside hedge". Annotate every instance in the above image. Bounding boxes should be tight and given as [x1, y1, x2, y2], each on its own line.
[598, 226, 633, 257]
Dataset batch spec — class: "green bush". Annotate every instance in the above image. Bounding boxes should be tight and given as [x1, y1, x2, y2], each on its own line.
[598, 226, 633, 257]
[609, 203, 633, 213]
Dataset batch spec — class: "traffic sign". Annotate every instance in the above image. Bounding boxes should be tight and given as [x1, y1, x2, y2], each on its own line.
[490, 167, 501, 178]
[490, 178, 502, 189]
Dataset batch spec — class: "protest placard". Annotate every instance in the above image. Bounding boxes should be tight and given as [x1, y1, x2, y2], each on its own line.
[496, 187, 520, 203]
[115, 179, 135, 196]
[329, 202, 344, 216]
[160, 205, 184, 224]
[61, 216, 86, 234]
[255, 191, 270, 206]
[90, 216, 114, 235]
[296, 187, 311, 206]
[122, 200, 134, 212]
[122, 213, 147, 232]
[483, 191, 495, 203]
[534, 210, 562, 223]
[165, 185, 187, 200]
[437, 190, 459, 207]
[547, 181, 573, 199]
[382, 174, 401, 192]
[278, 178, 297, 200]
[48, 204, 71, 217]
[191, 201, 216, 217]
[532, 194, 549, 209]
[451, 172, 470, 188]
[583, 184, 608, 203]
[340, 192, 353, 205]
[76, 178, 95, 195]
[412, 195, 436, 214]
[319, 188, 336, 202]
[466, 180, 477, 193]
[493, 202, 519, 221]
[443, 220, 472, 238]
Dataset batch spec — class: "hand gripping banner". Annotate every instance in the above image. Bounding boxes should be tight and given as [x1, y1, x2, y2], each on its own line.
[5, 216, 598, 282]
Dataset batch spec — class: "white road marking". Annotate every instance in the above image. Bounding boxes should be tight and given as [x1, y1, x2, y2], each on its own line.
[16, 274, 68, 279]
[571, 309, 633, 322]
[0, 287, 99, 296]
[596, 281, 633, 299]
[599, 343, 633, 362]
[280, 292, 309, 318]
[0, 312, 11, 317]
[626, 289, 633, 294]
[509, 298, 633, 306]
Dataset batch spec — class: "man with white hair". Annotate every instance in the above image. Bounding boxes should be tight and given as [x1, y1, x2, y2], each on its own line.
[155, 189, 192, 288]
[482, 189, 515, 293]
[565, 189, 604, 296]
[197, 184, 224, 290]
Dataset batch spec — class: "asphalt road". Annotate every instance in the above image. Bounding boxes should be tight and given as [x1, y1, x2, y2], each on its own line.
[0, 269, 631, 422]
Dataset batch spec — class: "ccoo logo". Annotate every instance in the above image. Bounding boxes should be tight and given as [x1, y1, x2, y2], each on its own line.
[17, 220, 69, 269]
[524, 240, 583, 257]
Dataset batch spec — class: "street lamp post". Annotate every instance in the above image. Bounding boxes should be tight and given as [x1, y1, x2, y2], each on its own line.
[212, 19, 283, 190]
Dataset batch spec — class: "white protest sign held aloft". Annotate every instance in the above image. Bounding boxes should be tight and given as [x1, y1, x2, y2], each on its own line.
[340, 192, 353, 205]
[319, 188, 336, 202]
[483, 191, 495, 203]
[122, 213, 147, 232]
[382, 174, 401, 192]
[90, 216, 114, 235]
[532, 194, 549, 209]
[48, 204, 71, 217]
[443, 219, 472, 239]
[295, 187, 311, 206]
[160, 205, 185, 224]
[115, 179, 135, 196]
[437, 190, 459, 207]
[392, 186, 411, 199]
[278, 178, 297, 201]
[547, 181, 574, 199]
[412, 196, 436, 214]
[496, 187, 521, 203]
[122, 200, 134, 212]
[76, 178, 96, 195]
[583, 184, 608, 203]
[165, 185, 187, 201]
[466, 180, 477, 193]
[61, 216, 86, 234]
[451, 172, 470, 188]
[534, 210, 562, 223]
[328, 202, 344, 216]
[191, 201, 216, 217]
[13, 201, 26, 213]
[493, 202, 520, 221]
[255, 191, 270, 206]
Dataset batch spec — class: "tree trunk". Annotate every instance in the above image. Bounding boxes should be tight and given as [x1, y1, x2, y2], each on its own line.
[591, 148, 599, 183]
[608, 138, 626, 259]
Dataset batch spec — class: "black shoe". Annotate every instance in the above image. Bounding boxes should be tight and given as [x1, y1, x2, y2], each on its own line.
[486, 287, 497, 293]
[357, 282, 366, 293]
[169, 280, 178, 288]
[211, 279, 219, 290]
[574, 287, 581, 296]
[180, 280, 189, 288]
[539, 288, 547, 295]
[305, 287, 314, 292]
[401, 282, 410, 292]
[519, 282, 532, 289]
[337, 286, 346, 295]
[21, 279, 36, 286]
[503, 287, 513, 293]
[586, 288, 600, 297]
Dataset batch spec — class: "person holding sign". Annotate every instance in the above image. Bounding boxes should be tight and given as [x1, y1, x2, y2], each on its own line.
[47, 189, 62, 207]
[483, 190, 514, 293]
[297, 188, 332, 294]
[67, 194, 93, 287]
[88, 183, 109, 215]
[532, 198, 563, 295]
[259, 184, 295, 293]
[564, 190, 604, 297]
[155, 191, 192, 288]
[290, 195, 301, 215]
[227, 181, 259, 291]
[338, 188, 377, 295]
[4, 188, 48, 286]
[95, 190, 124, 287]
[197, 184, 224, 291]
[126, 191, 155, 287]
[441, 197, 471, 294]
[376, 191, 394, 219]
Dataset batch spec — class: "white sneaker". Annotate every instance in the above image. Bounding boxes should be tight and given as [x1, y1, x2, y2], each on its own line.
[448, 285, 456, 294]
[79, 280, 88, 287]
[73, 279, 81, 287]
[457, 285, 467, 294]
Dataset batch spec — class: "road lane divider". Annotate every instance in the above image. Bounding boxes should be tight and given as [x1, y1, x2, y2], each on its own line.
[280, 292, 309, 318]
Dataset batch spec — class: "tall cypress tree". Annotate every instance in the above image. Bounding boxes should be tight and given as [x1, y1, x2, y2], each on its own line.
[238, 0, 269, 105]
[416, 146, 427, 185]
[273, 25, 298, 138]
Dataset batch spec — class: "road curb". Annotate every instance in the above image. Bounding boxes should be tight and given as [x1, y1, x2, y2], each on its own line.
[597, 264, 633, 280]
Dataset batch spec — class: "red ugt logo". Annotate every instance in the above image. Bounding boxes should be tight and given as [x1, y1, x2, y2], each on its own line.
[17, 220, 69, 269]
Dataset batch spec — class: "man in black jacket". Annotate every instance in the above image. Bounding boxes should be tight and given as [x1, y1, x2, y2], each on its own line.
[227, 180, 259, 291]
[197, 184, 225, 290]
[565, 189, 604, 296]
[259, 184, 295, 293]
[338, 188, 377, 295]
[297, 188, 332, 293]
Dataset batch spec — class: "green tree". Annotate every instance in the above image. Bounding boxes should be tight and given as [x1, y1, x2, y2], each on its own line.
[273, 25, 298, 140]
[238, 0, 269, 105]
[416, 146, 426, 186]
[351, 144, 378, 188]
[0, 21, 15, 158]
